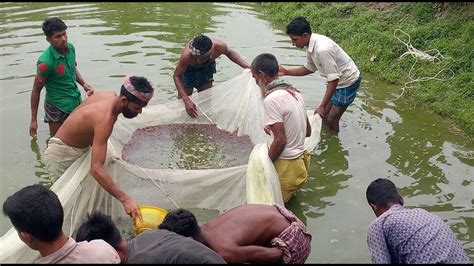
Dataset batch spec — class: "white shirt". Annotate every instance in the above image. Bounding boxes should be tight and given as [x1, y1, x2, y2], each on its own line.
[304, 33, 360, 88]
[35, 237, 120, 264]
[264, 89, 308, 159]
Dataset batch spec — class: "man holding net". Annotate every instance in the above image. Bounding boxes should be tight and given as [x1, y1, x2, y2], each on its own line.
[44, 76, 154, 223]
[251, 53, 312, 203]
[173, 34, 250, 118]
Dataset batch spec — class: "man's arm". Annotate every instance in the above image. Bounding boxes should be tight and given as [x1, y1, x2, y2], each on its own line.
[173, 53, 197, 118]
[29, 76, 46, 139]
[315, 79, 338, 117]
[278, 65, 313, 77]
[367, 221, 392, 263]
[306, 116, 311, 137]
[219, 245, 283, 264]
[89, 119, 142, 223]
[220, 41, 249, 69]
[75, 67, 94, 96]
[268, 122, 287, 161]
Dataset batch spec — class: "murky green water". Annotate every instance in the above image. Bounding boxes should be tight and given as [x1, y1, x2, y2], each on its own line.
[0, 2, 472, 263]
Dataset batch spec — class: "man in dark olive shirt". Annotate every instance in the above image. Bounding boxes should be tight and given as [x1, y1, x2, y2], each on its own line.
[76, 212, 226, 264]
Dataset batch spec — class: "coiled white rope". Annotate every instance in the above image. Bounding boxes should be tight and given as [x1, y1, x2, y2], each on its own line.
[394, 29, 454, 99]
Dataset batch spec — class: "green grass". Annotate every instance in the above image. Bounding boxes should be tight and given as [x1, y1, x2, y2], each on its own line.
[259, 2, 474, 135]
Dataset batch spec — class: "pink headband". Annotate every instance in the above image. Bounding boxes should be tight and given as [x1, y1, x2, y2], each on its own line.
[123, 76, 153, 103]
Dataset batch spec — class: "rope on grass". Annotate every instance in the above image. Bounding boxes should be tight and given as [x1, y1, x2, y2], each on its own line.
[394, 29, 454, 98]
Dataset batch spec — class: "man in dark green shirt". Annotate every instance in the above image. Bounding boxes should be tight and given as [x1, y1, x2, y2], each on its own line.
[29, 17, 94, 138]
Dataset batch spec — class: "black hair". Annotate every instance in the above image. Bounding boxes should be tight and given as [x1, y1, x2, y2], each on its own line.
[76, 211, 122, 250]
[120, 76, 154, 105]
[158, 208, 200, 237]
[191, 34, 213, 54]
[366, 178, 402, 207]
[251, 53, 279, 77]
[286, 16, 312, 36]
[2, 184, 63, 242]
[42, 17, 67, 38]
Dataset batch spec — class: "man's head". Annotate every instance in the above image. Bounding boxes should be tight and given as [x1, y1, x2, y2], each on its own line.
[366, 178, 404, 217]
[158, 208, 201, 239]
[189, 35, 213, 64]
[76, 212, 122, 249]
[2, 184, 64, 249]
[286, 16, 312, 49]
[120, 76, 154, 118]
[42, 17, 68, 50]
[251, 53, 279, 95]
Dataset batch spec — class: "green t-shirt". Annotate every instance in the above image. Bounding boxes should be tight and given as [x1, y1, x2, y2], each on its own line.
[37, 43, 81, 114]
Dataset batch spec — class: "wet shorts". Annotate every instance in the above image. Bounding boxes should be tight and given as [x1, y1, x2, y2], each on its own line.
[330, 76, 362, 107]
[44, 101, 69, 123]
[182, 60, 216, 92]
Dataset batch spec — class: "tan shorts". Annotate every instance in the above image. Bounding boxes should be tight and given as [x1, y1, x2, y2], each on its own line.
[274, 151, 311, 203]
[44, 137, 90, 182]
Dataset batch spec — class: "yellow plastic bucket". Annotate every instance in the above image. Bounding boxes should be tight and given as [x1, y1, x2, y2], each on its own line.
[134, 206, 168, 234]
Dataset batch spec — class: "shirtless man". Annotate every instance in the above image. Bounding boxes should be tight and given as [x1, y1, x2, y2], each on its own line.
[158, 204, 312, 264]
[44, 75, 154, 223]
[173, 34, 249, 118]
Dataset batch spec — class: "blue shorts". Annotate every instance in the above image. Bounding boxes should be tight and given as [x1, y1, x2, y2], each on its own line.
[330, 76, 362, 107]
[182, 60, 216, 92]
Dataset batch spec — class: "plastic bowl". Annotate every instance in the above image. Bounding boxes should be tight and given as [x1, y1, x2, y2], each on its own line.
[134, 206, 168, 234]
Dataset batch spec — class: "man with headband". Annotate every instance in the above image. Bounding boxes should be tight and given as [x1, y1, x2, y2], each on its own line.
[173, 34, 250, 118]
[44, 75, 154, 224]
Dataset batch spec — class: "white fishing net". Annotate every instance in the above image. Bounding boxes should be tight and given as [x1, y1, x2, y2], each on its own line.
[0, 69, 321, 263]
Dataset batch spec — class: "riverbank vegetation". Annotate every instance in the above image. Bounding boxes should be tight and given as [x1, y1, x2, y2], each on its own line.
[260, 2, 473, 136]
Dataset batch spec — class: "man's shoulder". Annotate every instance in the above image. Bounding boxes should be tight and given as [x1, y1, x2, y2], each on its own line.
[38, 46, 54, 63]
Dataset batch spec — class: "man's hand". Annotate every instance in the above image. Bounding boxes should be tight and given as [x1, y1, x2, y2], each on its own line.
[264, 125, 272, 135]
[83, 83, 94, 96]
[314, 105, 325, 119]
[122, 197, 142, 225]
[278, 65, 287, 76]
[29, 120, 38, 139]
[183, 98, 198, 118]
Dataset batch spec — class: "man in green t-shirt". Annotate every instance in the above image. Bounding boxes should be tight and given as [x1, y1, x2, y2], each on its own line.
[29, 17, 94, 138]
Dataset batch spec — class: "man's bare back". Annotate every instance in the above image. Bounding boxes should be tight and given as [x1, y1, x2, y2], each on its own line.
[55, 91, 118, 149]
[203, 204, 290, 247]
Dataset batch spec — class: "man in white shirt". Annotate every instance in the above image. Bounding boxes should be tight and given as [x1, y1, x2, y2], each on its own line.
[279, 17, 362, 133]
[2, 184, 120, 264]
[251, 53, 311, 203]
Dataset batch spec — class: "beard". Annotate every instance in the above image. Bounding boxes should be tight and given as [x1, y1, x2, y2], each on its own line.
[122, 107, 138, 118]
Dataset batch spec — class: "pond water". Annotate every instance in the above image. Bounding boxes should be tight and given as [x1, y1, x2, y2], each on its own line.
[0, 2, 472, 263]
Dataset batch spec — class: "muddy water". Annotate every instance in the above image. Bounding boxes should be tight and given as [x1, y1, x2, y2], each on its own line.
[0, 2, 472, 263]
[122, 124, 254, 169]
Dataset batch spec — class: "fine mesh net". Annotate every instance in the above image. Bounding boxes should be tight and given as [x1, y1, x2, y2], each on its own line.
[0, 69, 321, 263]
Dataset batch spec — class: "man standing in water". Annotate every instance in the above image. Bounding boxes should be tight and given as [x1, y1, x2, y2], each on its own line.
[44, 75, 154, 223]
[279, 17, 362, 133]
[251, 53, 311, 203]
[173, 34, 250, 118]
[30, 17, 94, 138]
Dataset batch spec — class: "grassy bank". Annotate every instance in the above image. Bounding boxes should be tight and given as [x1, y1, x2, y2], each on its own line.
[259, 2, 473, 136]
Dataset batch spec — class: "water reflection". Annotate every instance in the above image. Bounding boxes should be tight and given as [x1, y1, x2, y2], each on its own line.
[29, 139, 52, 187]
[295, 131, 350, 219]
